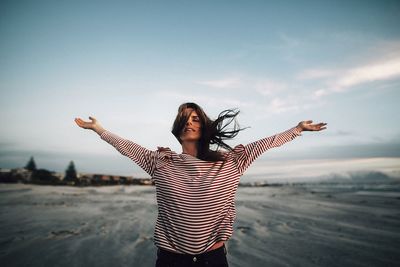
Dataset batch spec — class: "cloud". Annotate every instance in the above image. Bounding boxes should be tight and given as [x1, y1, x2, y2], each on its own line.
[197, 77, 242, 89]
[197, 76, 307, 114]
[255, 79, 287, 96]
[312, 88, 328, 98]
[334, 58, 400, 90]
[198, 75, 288, 95]
[197, 41, 400, 114]
[331, 130, 354, 136]
[266, 97, 300, 114]
[306, 42, 400, 98]
[197, 74, 326, 115]
[296, 69, 335, 80]
[309, 57, 400, 98]
[154, 90, 252, 109]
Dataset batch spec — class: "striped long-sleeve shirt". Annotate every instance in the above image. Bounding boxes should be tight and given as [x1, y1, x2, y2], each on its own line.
[101, 127, 301, 254]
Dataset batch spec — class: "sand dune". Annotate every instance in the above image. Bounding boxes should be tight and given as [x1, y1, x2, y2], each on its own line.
[0, 183, 399, 267]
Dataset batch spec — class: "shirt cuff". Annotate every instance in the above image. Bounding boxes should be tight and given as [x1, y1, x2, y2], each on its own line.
[292, 126, 302, 136]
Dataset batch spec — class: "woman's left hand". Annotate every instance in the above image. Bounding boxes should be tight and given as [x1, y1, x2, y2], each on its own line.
[297, 120, 327, 132]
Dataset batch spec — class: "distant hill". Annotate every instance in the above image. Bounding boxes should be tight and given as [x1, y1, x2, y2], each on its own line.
[321, 171, 397, 184]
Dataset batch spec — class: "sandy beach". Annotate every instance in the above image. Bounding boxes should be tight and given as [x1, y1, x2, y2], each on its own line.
[1, 183, 399, 267]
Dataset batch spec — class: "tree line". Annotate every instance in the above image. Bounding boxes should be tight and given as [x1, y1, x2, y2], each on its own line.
[0, 156, 79, 185]
[1, 157, 154, 186]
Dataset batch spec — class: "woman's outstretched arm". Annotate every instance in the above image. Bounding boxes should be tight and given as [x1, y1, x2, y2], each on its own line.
[74, 116, 159, 176]
[74, 116, 106, 135]
[231, 120, 327, 175]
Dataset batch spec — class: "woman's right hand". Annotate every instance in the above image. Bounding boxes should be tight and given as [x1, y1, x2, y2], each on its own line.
[74, 116, 105, 135]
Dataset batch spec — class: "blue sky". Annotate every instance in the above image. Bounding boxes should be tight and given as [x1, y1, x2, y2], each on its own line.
[1, 0, 400, 182]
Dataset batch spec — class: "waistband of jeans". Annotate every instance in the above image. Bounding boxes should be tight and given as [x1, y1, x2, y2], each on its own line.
[157, 244, 226, 260]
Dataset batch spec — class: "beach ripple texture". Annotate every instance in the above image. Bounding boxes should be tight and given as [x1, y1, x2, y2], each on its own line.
[0, 183, 400, 267]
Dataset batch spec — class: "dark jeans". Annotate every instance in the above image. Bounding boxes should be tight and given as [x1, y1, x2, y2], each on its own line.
[155, 245, 229, 267]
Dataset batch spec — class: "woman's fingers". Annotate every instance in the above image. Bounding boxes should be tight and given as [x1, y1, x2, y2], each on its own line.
[74, 117, 95, 129]
[74, 118, 83, 126]
[75, 117, 92, 124]
[76, 119, 86, 128]
[300, 121, 327, 131]
[312, 122, 327, 131]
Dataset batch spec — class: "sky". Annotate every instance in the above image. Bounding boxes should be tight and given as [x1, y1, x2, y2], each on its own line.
[1, 0, 400, 182]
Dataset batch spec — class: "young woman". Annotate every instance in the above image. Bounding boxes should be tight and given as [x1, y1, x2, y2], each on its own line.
[75, 102, 327, 267]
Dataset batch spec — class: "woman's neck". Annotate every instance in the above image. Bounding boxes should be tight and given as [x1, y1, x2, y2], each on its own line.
[181, 141, 198, 157]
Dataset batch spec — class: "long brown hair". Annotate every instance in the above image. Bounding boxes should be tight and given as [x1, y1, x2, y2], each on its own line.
[171, 102, 246, 161]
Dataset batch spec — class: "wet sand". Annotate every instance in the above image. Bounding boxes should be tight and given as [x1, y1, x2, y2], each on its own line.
[1, 183, 399, 267]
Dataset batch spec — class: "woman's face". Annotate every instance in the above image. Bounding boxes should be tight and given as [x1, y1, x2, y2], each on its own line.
[180, 108, 202, 142]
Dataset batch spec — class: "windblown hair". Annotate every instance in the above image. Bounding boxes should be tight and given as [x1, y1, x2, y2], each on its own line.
[171, 102, 246, 161]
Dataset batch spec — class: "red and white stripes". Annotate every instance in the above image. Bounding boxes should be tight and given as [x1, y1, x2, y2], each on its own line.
[101, 127, 301, 254]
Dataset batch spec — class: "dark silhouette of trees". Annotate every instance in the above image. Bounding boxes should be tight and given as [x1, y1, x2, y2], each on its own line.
[64, 161, 78, 184]
[31, 169, 59, 184]
[24, 156, 57, 184]
[25, 156, 37, 171]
